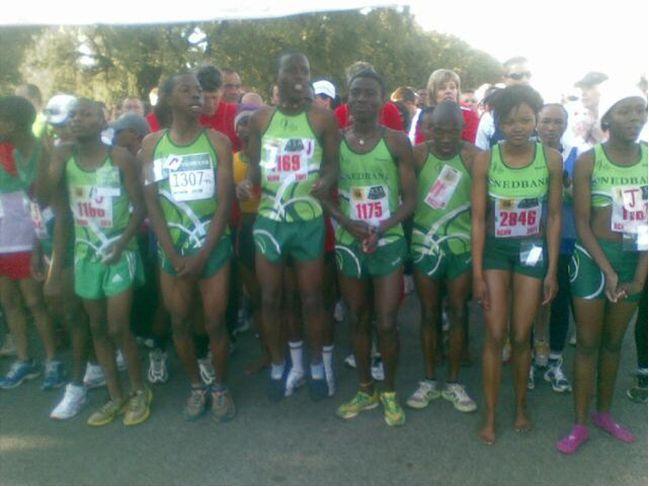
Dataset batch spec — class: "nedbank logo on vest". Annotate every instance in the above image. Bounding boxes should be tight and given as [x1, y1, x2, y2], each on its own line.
[489, 177, 548, 190]
[593, 176, 648, 186]
[342, 171, 389, 182]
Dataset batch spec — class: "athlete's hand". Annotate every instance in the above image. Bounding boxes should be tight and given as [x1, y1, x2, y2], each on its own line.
[542, 274, 558, 305]
[362, 226, 380, 254]
[236, 180, 254, 201]
[310, 178, 328, 200]
[616, 280, 644, 301]
[101, 241, 125, 266]
[473, 276, 490, 311]
[178, 254, 206, 278]
[604, 271, 623, 303]
[345, 220, 372, 242]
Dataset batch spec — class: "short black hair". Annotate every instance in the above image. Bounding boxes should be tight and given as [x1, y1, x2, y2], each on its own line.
[277, 50, 308, 73]
[0, 95, 36, 131]
[348, 69, 386, 97]
[540, 103, 568, 121]
[492, 84, 544, 121]
[195, 65, 222, 92]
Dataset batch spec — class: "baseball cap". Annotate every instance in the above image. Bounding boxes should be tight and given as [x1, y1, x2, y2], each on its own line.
[43, 94, 77, 126]
[575, 72, 608, 88]
[313, 80, 336, 100]
[110, 112, 151, 137]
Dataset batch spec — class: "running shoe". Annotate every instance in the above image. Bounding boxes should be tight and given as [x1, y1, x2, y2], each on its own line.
[267, 366, 289, 402]
[527, 364, 536, 390]
[371, 356, 385, 381]
[87, 398, 126, 426]
[184, 386, 208, 421]
[406, 380, 440, 409]
[284, 367, 305, 397]
[0, 359, 40, 389]
[344, 353, 356, 368]
[198, 354, 216, 385]
[42, 360, 66, 390]
[50, 383, 87, 420]
[556, 425, 589, 454]
[442, 383, 477, 413]
[591, 412, 636, 443]
[543, 358, 572, 392]
[534, 340, 550, 367]
[83, 363, 106, 389]
[147, 349, 169, 384]
[626, 384, 648, 404]
[123, 388, 153, 426]
[211, 387, 236, 422]
[116, 349, 127, 372]
[0, 333, 17, 357]
[336, 389, 380, 419]
[380, 391, 406, 426]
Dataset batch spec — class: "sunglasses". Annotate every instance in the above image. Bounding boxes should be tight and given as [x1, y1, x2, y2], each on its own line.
[507, 71, 532, 80]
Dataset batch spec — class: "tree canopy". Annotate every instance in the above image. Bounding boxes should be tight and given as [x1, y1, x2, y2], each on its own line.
[4, 8, 503, 105]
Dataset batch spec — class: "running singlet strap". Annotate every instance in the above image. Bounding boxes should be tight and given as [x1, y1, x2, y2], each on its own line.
[412, 149, 471, 256]
[257, 109, 323, 223]
[151, 129, 224, 253]
[66, 151, 134, 261]
[336, 136, 403, 247]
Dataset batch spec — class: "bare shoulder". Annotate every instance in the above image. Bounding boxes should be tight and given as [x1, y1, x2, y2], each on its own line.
[384, 127, 411, 152]
[251, 105, 275, 130]
[141, 130, 166, 155]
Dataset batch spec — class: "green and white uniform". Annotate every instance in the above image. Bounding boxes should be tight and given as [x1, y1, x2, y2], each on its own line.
[411, 148, 472, 279]
[253, 109, 324, 262]
[151, 129, 231, 277]
[483, 142, 549, 278]
[335, 135, 406, 279]
[570, 142, 647, 301]
[66, 150, 143, 299]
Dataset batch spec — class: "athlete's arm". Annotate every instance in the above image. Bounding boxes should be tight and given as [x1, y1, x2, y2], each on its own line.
[310, 106, 340, 200]
[48, 145, 73, 296]
[106, 146, 145, 264]
[471, 150, 490, 310]
[460, 143, 482, 173]
[543, 146, 563, 305]
[573, 150, 620, 301]
[140, 132, 183, 272]
[180, 130, 233, 277]
[379, 130, 416, 235]
[240, 107, 272, 198]
[34, 145, 53, 206]
[412, 142, 429, 173]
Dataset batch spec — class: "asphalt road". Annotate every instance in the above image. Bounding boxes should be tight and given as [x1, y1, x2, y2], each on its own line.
[1, 295, 647, 485]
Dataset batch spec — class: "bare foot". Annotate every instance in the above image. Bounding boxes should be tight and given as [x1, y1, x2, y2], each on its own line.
[479, 423, 496, 445]
[514, 409, 532, 432]
[245, 355, 270, 375]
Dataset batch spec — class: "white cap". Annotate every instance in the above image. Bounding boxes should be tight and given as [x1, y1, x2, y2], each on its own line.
[313, 80, 336, 100]
[43, 94, 77, 126]
[598, 80, 647, 127]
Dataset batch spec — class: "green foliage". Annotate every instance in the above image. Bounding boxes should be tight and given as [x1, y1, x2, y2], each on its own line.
[14, 8, 502, 105]
[0, 27, 42, 92]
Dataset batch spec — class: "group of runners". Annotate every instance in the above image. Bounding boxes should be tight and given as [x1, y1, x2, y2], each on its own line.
[0, 51, 646, 455]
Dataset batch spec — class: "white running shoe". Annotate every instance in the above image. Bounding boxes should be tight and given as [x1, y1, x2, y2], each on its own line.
[198, 353, 215, 385]
[344, 353, 356, 368]
[406, 380, 441, 409]
[147, 349, 169, 384]
[50, 383, 87, 420]
[544, 358, 572, 393]
[442, 383, 477, 413]
[83, 363, 106, 389]
[371, 356, 385, 381]
[116, 349, 127, 371]
[284, 367, 306, 397]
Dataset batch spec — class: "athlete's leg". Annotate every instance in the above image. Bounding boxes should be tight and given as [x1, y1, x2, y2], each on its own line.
[339, 274, 372, 390]
[572, 297, 606, 424]
[372, 267, 403, 392]
[255, 253, 285, 366]
[19, 277, 57, 361]
[0, 277, 29, 361]
[83, 298, 123, 401]
[283, 264, 302, 343]
[479, 269, 511, 444]
[160, 271, 201, 385]
[510, 273, 543, 431]
[199, 262, 231, 385]
[106, 287, 144, 391]
[60, 267, 90, 383]
[239, 260, 268, 374]
[446, 271, 472, 382]
[294, 256, 328, 364]
[413, 268, 441, 380]
[596, 300, 638, 413]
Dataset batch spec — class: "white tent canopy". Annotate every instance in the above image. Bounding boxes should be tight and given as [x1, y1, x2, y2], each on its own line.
[2, 1, 406, 26]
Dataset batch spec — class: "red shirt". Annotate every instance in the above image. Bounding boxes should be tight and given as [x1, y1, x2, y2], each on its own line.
[414, 106, 479, 145]
[145, 112, 161, 133]
[199, 102, 240, 152]
[0, 143, 16, 175]
[334, 101, 405, 131]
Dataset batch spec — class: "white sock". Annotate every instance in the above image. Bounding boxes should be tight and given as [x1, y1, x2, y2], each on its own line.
[288, 341, 304, 374]
[271, 361, 285, 380]
[322, 344, 334, 375]
[310, 362, 325, 380]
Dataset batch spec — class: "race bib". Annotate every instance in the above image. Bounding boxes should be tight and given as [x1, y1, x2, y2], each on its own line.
[425, 164, 462, 210]
[494, 198, 541, 238]
[350, 185, 390, 226]
[611, 186, 648, 234]
[70, 185, 113, 228]
[168, 153, 215, 202]
[261, 138, 313, 183]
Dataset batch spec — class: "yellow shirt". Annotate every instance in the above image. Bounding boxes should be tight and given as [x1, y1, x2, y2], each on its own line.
[233, 151, 260, 214]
